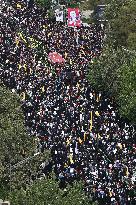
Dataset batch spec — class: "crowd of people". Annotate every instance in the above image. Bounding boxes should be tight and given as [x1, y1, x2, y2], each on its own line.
[0, 1, 135, 205]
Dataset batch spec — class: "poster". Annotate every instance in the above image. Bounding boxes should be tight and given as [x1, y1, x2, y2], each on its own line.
[68, 8, 81, 27]
[55, 9, 64, 22]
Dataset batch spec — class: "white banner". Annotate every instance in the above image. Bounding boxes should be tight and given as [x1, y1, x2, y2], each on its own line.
[55, 9, 63, 22]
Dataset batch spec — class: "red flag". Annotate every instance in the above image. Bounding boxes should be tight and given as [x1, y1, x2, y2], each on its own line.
[48, 52, 65, 64]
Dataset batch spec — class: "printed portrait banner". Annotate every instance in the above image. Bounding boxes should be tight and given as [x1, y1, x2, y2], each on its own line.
[55, 9, 64, 22]
[68, 8, 81, 27]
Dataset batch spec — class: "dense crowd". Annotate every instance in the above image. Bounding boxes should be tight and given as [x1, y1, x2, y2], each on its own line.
[0, 1, 135, 205]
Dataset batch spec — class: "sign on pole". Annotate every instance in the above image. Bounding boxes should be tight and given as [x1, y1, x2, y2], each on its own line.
[55, 9, 64, 22]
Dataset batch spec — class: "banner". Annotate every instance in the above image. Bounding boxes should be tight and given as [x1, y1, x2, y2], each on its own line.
[48, 52, 65, 64]
[68, 8, 81, 27]
[55, 9, 63, 22]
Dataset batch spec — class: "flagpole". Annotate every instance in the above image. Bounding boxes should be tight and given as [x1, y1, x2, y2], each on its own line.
[90, 111, 93, 131]
[76, 28, 78, 45]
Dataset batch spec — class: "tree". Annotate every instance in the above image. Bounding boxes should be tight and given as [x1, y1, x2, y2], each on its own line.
[105, 0, 136, 50]
[0, 86, 32, 196]
[79, 0, 107, 11]
[117, 58, 136, 124]
[9, 174, 98, 205]
[34, 0, 52, 9]
[0, 86, 50, 199]
[88, 46, 136, 125]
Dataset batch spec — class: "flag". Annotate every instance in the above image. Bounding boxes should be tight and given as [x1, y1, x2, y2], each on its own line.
[84, 133, 86, 141]
[109, 191, 112, 197]
[66, 138, 70, 146]
[68, 8, 81, 27]
[70, 59, 72, 65]
[55, 9, 63, 22]
[41, 86, 45, 93]
[18, 32, 27, 44]
[15, 37, 19, 46]
[126, 166, 129, 177]
[78, 137, 83, 144]
[21, 92, 25, 101]
[48, 52, 65, 64]
[95, 111, 100, 117]
[96, 94, 99, 102]
[77, 82, 80, 89]
[98, 133, 101, 139]
[64, 163, 68, 168]
[18, 64, 21, 70]
[69, 154, 74, 164]
[17, 3, 22, 9]
[65, 52, 68, 58]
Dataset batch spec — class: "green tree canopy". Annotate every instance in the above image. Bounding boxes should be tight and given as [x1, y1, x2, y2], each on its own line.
[0, 86, 34, 174]
[106, 0, 136, 50]
[0, 86, 49, 198]
[88, 46, 136, 125]
[34, 0, 51, 9]
[117, 58, 136, 124]
[9, 174, 97, 205]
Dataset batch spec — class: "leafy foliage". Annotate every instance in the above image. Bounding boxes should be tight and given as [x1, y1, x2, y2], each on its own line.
[34, 0, 51, 9]
[0, 86, 51, 198]
[106, 0, 136, 50]
[117, 59, 136, 124]
[88, 0, 136, 124]
[0, 86, 33, 172]
[88, 46, 136, 124]
[9, 175, 97, 205]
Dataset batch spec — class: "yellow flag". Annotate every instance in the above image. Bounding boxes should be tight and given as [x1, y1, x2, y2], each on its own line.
[126, 167, 129, 177]
[98, 133, 101, 139]
[96, 94, 99, 102]
[18, 32, 27, 44]
[84, 133, 86, 141]
[90, 111, 93, 131]
[18, 64, 21, 70]
[41, 86, 45, 93]
[109, 191, 112, 197]
[16, 38, 19, 46]
[21, 92, 25, 101]
[48, 32, 52, 37]
[69, 154, 74, 164]
[65, 52, 67, 58]
[66, 138, 70, 146]
[79, 137, 83, 144]
[118, 143, 122, 149]
[64, 163, 68, 168]
[17, 3, 21, 9]
[77, 82, 80, 89]
[95, 111, 100, 117]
